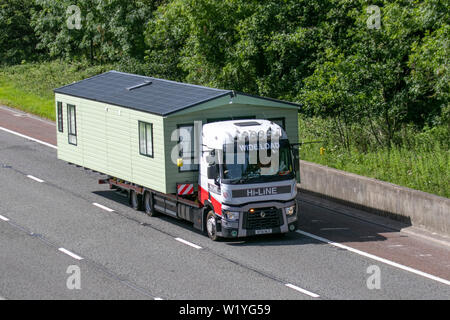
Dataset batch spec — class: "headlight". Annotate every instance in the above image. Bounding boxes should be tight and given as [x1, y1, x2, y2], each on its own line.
[224, 211, 240, 221]
[284, 205, 296, 216]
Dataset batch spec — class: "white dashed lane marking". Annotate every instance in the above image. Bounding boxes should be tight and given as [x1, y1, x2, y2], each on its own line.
[93, 203, 115, 212]
[27, 175, 45, 183]
[58, 248, 83, 260]
[175, 238, 202, 250]
[285, 283, 320, 298]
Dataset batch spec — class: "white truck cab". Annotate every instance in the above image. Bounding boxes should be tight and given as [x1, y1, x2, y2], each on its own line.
[198, 120, 299, 240]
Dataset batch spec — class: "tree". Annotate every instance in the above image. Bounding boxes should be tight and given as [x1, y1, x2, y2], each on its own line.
[0, 0, 39, 65]
[144, 0, 332, 97]
[301, 0, 450, 148]
[408, 0, 450, 126]
[31, 0, 157, 63]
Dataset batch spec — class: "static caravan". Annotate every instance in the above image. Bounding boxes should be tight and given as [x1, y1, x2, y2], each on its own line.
[54, 71, 302, 240]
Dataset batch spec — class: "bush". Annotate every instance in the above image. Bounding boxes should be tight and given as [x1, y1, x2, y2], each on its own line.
[298, 115, 450, 198]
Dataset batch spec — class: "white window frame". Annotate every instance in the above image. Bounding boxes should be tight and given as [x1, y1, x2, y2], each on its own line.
[139, 121, 154, 158]
[67, 104, 77, 145]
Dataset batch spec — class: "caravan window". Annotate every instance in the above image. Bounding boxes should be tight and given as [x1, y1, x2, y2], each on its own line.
[67, 104, 77, 145]
[57, 102, 63, 132]
[268, 117, 286, 130]
[139, 121, 154, 158]
[207, 116, 255, 123]
[178, 124, 199, 172]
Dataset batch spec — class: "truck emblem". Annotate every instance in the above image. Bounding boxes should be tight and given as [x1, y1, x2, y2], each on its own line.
[232, 185, 291, 198]
[260, 211, 266, 218]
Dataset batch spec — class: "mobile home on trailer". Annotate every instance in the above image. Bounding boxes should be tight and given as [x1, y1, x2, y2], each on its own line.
[54, 71, 301, 240]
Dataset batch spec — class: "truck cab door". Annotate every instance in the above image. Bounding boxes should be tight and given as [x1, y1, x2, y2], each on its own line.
[292, 146, 301, 184]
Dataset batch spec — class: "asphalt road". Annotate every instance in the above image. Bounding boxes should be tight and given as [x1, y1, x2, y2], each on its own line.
[0, 107, 449, 300]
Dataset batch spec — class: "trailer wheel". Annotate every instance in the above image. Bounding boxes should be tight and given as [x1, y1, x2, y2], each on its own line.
[129, 190, 142, 211]
[143, 191, 157, 217]
[206, 211, 220, 241]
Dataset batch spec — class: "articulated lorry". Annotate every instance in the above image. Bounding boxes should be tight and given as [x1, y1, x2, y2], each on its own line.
[54, 71, 301, 240]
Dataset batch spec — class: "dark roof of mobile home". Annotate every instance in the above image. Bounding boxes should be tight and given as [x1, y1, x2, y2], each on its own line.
[54, 71, 300, 116]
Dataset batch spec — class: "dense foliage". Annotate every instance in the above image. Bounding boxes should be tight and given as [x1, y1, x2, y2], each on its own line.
[30, 0, 162, 63]
[142, 0, 449, 151]
[0, 0, 40, 64]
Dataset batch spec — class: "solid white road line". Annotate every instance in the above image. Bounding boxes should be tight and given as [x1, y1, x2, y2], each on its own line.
[93, 203, 115, 212]
[0, 126, 57, 149]
[285, 284, 320, 298]
[27, 175, 45, 183]
[154, 297, 163, 300]
[296, 230, 450, 286]
[0, 215, 10, 222]
[175, 238, 202, 250]
[58, 248, 83, 260]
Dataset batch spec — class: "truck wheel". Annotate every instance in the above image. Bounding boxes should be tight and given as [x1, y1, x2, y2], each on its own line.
[129, 190, 142, 211]
[143, 191, 157, 217]
[206, 211, 220, 241]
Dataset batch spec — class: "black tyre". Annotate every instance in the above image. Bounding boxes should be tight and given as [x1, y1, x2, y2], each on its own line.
[206, 210, 220, 241]
[129, 190, 142, 211]
[143, 191, 157, 217]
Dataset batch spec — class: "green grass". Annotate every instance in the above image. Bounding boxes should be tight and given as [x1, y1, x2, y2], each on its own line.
[299, 118, 450, 198]
[0, 78, 55, 120]
[0, 60, 114, 120]
[300, 143, 449, 198]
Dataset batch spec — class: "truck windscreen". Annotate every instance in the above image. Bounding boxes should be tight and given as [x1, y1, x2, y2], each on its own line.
[221, 139, 294, 184]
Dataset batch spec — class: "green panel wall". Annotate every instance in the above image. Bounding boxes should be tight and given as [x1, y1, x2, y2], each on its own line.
[55, 94, 85, 167]
[163, 103, 299, 194]
[127, 108, 166, 191]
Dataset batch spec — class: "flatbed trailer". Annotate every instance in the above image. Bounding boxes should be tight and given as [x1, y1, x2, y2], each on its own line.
[100, 177, 206, 232]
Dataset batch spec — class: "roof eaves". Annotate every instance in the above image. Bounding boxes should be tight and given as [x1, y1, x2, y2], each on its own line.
[163, 91, 233, 116]
[52, 91, 166, 117]
[109, 70, 230, 93]
[236, 91, 302, 108]
[53, 71, 114, 93]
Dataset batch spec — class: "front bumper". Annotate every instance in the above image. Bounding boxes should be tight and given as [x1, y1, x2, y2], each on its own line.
[217, 200, 298, 238]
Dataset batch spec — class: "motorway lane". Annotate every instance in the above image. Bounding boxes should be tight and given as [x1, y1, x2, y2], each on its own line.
[0, 106, 56, 146]
[0, 220, 153, 299]
[0, 132, 312, 300]
[0, 129, 449, 299]
[298, 199, 450, 281]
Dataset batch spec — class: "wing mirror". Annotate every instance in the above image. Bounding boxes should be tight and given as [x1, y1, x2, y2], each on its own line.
[207, 164, 219, 180]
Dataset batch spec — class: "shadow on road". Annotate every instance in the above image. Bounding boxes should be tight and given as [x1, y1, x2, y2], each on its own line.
[92, 189, 410, 247]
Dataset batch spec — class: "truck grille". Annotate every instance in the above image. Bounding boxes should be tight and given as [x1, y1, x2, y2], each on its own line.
[243, 207, 283, 230]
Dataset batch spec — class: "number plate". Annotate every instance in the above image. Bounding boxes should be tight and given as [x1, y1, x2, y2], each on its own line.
[255, 229, 273, 235]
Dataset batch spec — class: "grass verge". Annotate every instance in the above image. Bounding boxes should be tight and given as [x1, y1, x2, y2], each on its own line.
[0, 60, 114, 120]
[299, 118, 449, 198]
[0, 78, 55, 120]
